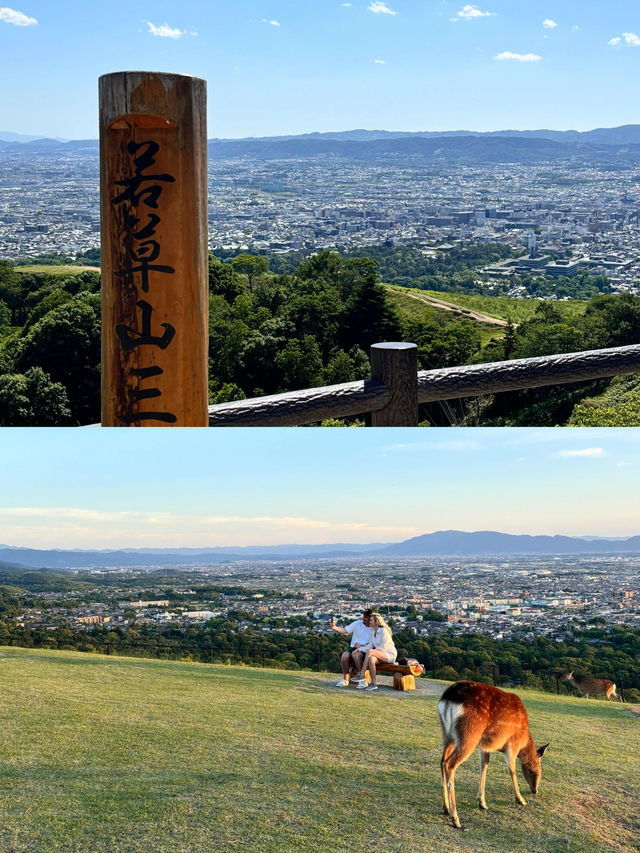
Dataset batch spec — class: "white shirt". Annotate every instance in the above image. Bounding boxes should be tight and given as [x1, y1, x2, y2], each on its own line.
[346, 619, 374, 648]
[362, 626, 397, 658]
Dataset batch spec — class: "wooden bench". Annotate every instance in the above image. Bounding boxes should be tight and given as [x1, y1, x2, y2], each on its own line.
[349, 661, 424, 691]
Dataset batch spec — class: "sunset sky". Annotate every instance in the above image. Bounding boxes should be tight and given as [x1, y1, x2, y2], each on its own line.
[0, 428, 638, 548]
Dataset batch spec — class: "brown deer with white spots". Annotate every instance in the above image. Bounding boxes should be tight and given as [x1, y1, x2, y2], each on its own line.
[561, 671, 621, 701]
[438, 681, 549, 829]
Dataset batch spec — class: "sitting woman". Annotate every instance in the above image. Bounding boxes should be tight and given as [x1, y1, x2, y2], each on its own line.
[352, 613, 397, 692]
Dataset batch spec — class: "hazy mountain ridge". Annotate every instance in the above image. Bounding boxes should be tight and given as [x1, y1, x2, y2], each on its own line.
[378, 530, 640, 555]
[2, 530, 640, 569]
[0, 544, 376, 569]
[5, 125, 640, 163]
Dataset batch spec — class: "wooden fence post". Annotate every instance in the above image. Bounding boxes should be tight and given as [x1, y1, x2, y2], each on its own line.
[99, 71, 209, 426]
[370, 343, 418, 426]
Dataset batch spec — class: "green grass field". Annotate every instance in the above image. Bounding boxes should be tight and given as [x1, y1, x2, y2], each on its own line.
[386, 284, 588, 325]
[421, 291, 587, 323]
[14, 264, 99, 275]
[0, 648, 638, 853]
[385, 286, 507, 348]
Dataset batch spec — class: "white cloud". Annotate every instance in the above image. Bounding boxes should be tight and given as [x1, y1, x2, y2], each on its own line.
[342, 2, 352, 5]
[542, 19, 557, 29]
[202, 514, 417, 534]
[572, 24, 579, 32]
[554, 448, 605, 459]
[374, 58, 387, 64]
[0, 507, 172, 523]
[145, 21, 186, 39]
[0, 7, 37, 26]
[0, 506, 420, 547]
[455, 5, 495, 19]
[494, 51, 542, 62]
[262, 18, 280, 26]
[609, 32, 640, 47]
[368, 2, 396, 15]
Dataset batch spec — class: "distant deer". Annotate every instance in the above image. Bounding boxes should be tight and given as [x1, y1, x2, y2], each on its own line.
[561, 671, 621, 701]
[438, 681, 549, 829]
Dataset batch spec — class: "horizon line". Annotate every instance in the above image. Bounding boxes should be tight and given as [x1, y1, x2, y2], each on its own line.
[2, 529, 639, 552]
[3, 122, 640, 145]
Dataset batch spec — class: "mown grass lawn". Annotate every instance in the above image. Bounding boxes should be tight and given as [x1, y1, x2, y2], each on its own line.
[14, 264, 99, 275]
[0, 648, 637, 853]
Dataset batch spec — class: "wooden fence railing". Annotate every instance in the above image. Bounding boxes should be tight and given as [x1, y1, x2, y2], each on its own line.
[208, 341, 640, 427]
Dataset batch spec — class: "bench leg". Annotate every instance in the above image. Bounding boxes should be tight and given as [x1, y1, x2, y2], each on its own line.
[393, 673, 415, 691]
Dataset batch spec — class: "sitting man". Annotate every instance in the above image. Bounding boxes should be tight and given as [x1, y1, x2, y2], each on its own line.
[329, 608, 373, 687]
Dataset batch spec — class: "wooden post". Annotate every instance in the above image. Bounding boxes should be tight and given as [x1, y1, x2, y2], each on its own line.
[370, 343, 418, 426]
[99, 71, 208, 426]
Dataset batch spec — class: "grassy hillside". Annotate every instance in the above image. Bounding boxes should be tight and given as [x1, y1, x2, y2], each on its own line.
[0, 648, 638, 853]
[386, 284, 588, 325]
[419, 290, 588, 323]
[385, 285, 506, 348]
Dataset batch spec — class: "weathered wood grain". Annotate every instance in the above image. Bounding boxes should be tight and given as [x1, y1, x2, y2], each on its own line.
[208, 378, 390, 426]
[207, 343, 640, 427]
[416, 344, 640, 402]
[100, 72, 208, 426]
[370, 342, 418, 427]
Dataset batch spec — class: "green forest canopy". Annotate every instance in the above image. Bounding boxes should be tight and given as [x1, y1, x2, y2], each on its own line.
[1, 253, 640, 426]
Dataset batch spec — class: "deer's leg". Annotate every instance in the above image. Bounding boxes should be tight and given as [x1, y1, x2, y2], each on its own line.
[443, 740, 476, 829]
[504, 748, 526, 806]
[441, 741, 454, 815]
[478, 750, 490, 810]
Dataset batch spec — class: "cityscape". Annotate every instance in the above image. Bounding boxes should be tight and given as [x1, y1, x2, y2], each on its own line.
[14, 554, 639, 641]
[2, 139, 640, 295]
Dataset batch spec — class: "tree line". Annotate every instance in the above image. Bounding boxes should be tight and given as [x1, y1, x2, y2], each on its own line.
[2, 252, 640, 425]
[1, 614, 637, 701]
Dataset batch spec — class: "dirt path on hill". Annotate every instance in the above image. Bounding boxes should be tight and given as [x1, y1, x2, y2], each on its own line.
[397, 289, 512, 328]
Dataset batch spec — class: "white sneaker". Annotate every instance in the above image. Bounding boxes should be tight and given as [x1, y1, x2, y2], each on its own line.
[364, 684, 378, 692]
[351, 675, 365, 683]
[335, 679, 349, 687]
[356, 681, 368, 689]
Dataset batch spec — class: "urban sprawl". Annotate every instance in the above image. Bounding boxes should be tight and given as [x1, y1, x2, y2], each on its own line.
[3, 149, 640, 294]
[17, 556, 639, 641]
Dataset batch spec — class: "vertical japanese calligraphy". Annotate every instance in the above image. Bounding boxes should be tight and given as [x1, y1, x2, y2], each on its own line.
[112, 139, 178, 423]
[99, 72, 209, 426]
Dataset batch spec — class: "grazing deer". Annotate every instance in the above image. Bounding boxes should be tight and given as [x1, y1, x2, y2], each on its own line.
[438, 681, 548, 829]
[561, 671, 621, 701]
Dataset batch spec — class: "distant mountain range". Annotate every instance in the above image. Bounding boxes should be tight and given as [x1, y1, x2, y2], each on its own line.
[5, 125, 640, 164]
[377, 530, 640, 556]
[0, 543, 378, 569]
[2, 531, 640, 570]
[0, 130, 67, 143]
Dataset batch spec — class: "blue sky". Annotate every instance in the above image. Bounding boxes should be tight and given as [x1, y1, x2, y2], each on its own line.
[0, 428, 638, 548]
[2, 1, 640, 139]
